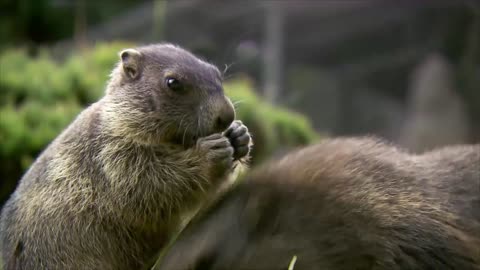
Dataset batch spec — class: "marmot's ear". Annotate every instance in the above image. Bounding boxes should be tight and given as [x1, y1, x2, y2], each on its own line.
[119, 48, 143, 80]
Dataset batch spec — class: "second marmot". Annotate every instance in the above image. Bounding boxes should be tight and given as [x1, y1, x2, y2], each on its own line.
[157, 138, 480, 270]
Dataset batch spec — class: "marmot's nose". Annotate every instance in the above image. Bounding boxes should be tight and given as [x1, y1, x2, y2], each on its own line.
[214, 99, 235, 132]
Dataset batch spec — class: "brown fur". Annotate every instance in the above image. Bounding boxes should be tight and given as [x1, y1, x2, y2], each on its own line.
[0, 44, 251, 270]
[156, 137, 480, 270]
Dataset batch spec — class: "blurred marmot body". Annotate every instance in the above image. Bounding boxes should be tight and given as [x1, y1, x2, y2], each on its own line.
[157, 137, 480, 270]
[0, 44, 251, 270]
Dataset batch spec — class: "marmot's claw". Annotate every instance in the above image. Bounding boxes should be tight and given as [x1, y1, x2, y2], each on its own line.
[225, 120, 251, 160]
[196, 134, 234, 175]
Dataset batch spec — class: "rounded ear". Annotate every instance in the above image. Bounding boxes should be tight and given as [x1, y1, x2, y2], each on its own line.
[119, 48, 143, 80]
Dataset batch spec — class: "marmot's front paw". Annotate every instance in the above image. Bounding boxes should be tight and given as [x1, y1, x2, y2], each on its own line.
[225, 120, 251, 160]
[196, 133, 234, 176]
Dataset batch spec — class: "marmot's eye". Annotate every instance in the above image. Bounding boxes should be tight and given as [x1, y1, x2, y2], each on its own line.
[166, 77, 183, 91]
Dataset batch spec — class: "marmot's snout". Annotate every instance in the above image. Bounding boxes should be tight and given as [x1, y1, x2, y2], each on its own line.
[214, 96, 235, 133]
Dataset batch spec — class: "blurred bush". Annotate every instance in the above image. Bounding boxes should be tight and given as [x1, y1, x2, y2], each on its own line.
[0, 43, 319, 205]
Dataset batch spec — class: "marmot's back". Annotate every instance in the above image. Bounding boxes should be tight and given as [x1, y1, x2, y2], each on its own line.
[156, 137, 480, 270]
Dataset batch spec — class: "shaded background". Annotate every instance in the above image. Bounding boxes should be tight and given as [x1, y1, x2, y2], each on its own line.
[1, 0, 479, 207]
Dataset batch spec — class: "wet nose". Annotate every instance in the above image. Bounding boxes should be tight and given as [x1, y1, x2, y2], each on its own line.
[214, 98, 235, 132]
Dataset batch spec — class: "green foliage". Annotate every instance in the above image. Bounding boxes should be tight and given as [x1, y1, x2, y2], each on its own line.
[0, 43, 319, 205]
[0, 42, 133, 161]
[0, 42, 134, 204]
[64, 42, 134, 103]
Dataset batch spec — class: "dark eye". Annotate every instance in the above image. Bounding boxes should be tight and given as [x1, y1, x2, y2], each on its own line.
[166, 77, 184, 92]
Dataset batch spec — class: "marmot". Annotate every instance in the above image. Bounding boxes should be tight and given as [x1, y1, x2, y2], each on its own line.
[0, 44, 252, 270]
[156, 137, 480, 270]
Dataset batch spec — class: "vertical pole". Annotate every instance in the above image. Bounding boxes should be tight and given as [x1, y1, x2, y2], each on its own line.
[459, 7, 480, 142]
[153, 0, 167, 41]
[74, 0, 87, 51]
[263, 1, 284, 104]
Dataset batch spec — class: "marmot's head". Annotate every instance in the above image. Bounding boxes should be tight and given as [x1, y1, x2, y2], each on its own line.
[104, 44, 235, 146]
